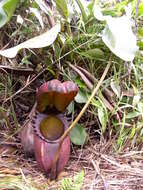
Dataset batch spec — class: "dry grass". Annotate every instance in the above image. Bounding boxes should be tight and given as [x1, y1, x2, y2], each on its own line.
[0, 134, 143, 190]
[0, 66, 142, 190]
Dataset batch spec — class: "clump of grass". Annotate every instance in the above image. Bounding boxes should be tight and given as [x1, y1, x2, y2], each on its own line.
[58, 170, 84, 190]
[0, 175, 37, 190]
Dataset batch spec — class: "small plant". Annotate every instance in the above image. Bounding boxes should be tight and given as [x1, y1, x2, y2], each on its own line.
[58, 170, 84, 190]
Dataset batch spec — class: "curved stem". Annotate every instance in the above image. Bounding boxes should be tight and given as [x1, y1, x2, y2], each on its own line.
[50, 54, 112, 179]
[75, 0, 88, 23]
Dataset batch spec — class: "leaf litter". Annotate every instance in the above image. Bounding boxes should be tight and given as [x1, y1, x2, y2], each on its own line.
[0, 66, 143, 189]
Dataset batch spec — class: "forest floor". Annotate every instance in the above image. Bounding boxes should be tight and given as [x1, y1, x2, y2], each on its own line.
[0, 133, 143, 189]
[0, 85, 143, 189]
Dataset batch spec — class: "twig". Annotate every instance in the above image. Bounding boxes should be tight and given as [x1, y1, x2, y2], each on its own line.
[50, 54, 112, 179]
[91, 159, 109, 190]
[120, 151, 143, 158]
[0, 65, 34, 75]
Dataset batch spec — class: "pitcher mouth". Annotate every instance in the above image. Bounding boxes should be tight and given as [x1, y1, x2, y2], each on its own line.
[31, 112, 65, 144]
[40, 115, 64, 141]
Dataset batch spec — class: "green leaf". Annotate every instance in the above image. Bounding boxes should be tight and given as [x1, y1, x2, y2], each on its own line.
[96, 93, 108, 134]
[55, 0, 69, 20]
[91, 98, 101, 108]
[34, 0, 51, 15]
[137, 40, 143, 50]
[58, 170, 84, 190]
[80, 48, 104, 59]
[126, 111, 140, 119]
[0, 0, 19, 28]
[0, 7, 7, 27]
[93, 3, 139, 61]
[67, 102, 74, 115]
[102, 16, 138, 61]
[29, 7, 44, 29]
[75, 90, 87, 103]
[132, 94, 140, 107]
[129, 124, 136, 139]
[132, 0, 143, 18]
[3, 0, 19, 18]
[137, 102, 143, 118]
[110, 80, 121, 98]
[117, 112, 126, 151]
[70, 124, 88, 145]
[137, 2, 143, 17]
[75, 0, 88, 22]
[74, 78, 87, 89]
[98, 106, 107, 133]
[93, 3, 104, 21]
[132, 86, 140, 106]
[73, 170, 84, 190]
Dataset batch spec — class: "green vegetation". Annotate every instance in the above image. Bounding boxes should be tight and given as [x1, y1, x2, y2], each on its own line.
[0, 0, 143, 189]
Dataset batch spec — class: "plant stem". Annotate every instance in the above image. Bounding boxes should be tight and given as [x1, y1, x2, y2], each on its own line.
[50, 54, 112, 179]
[75, 0, 88, 23]
[134, 0, 141, 34]
[66, 21, 72, 36]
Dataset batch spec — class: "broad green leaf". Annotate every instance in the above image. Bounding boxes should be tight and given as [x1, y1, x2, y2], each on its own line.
[2, 0, 19, 18]
[93, 3, 138, 61]
[55, 0, 69, 20]
[102, 15, 138, 61]
[0, 0, 19, 28]
[70, 124, 88, 145]
[0, 23, 61, 58]
[75, 90, 88, 103]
